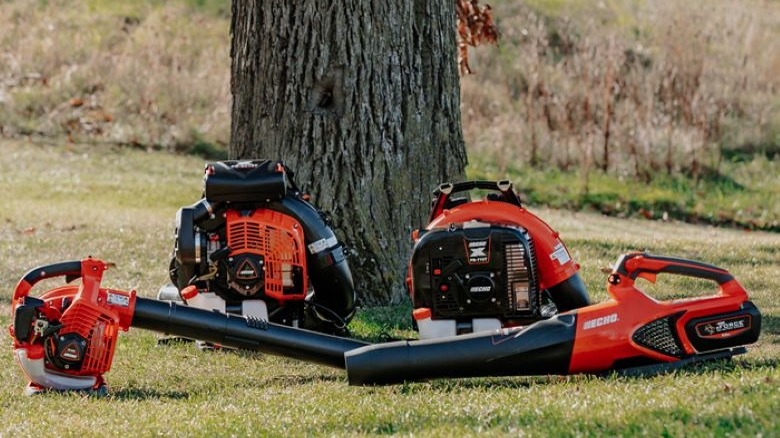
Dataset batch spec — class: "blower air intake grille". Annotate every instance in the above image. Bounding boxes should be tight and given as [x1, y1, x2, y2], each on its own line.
[632, 313, 685, 358]
[228, 220, 264, 251]
[505, 243, 529, 309]
[58, 303, 118, 374]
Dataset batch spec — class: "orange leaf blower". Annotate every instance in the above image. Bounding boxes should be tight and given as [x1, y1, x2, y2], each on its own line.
[407, 180, 591, 338]
[9, 258, 367, 394]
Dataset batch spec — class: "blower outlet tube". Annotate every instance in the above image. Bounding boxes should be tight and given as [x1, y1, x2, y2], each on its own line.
[345, 314, 578, 385]
[271, 196, 356, 322]
[547, 273, 591, 312]
[132, 297, 367, 368]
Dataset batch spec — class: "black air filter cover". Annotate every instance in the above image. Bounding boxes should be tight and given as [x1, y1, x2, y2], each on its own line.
[204, 160, 287, 203]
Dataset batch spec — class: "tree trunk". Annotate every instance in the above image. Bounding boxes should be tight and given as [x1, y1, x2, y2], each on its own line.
[229, 1, 467, 305]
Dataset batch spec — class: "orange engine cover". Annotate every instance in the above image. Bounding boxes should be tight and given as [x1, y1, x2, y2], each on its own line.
[225, 209, 308, 301]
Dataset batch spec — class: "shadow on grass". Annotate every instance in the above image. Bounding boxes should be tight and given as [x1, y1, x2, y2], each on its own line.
[156, 338, 270, 359]
[393, 355, 778, 394]
[722, 141, 780, 162]
[109, 387, 190, 401]
[263, 373, 343, 386]
[392, 375, 575, 394]
[611, 355, 779, 382]
[731, 357, 780, 370]
[692, 165, 746, 192]
[760, 314, 780, 338]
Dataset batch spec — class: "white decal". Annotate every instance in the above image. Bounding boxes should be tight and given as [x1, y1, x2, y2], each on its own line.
[716, 320, 745, 331]
[583, 313, 619, 330]
[468, 240, 489, 263]
[550, 241, 571, 265]
[106, 292, 130, 307]
[470, 247, 487, 258]
[307, 236, 339, 254]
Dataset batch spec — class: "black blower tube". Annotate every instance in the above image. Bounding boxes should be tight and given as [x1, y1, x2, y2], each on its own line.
[133, 297, 579, 385]
[344, 314, 578, 385]
[132, 297, 368, 368]
[547, 273, 591, 312]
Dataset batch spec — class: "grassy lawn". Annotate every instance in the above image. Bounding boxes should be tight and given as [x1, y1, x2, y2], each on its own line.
[468, 154, 780, 232]
[1, 139, 779, 436]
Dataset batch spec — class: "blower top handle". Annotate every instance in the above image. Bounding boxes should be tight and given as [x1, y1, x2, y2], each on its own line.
[428, 180, 523, 223]
[13, 261, 83, 303]
[613, 252, 734, 285]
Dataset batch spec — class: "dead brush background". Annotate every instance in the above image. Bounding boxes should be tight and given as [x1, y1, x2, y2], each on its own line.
[461, 0, 780, 185]
[0, 0, 230, 154]
[0, 0, 778, 185]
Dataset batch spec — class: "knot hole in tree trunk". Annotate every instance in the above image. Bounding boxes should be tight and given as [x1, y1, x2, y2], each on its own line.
[309, 65, 345, 118]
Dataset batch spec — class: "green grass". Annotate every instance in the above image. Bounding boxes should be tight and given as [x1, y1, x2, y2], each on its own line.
[467, 153, 780, 232]
[1, 139, 779, 436]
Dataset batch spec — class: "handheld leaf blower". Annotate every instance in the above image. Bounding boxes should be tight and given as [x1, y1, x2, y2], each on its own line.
[9, 252, 760, 393]
[9, 258, 367, 394]
[346, 252, 761, 384]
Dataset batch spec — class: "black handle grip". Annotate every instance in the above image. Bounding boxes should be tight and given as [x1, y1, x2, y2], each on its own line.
[615, 253, 734, 285]
[21, 261, 83, 287]
[435, 180, 518, 199]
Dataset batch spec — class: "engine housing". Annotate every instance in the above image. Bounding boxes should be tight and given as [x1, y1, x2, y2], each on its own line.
[168, 160, 356, 333]
[408, 180, 591, 339]
[410, 223, 542, 324]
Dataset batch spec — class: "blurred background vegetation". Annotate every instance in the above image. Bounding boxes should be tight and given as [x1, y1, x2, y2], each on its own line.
[1, 0, 777, 230]
[0, 0, 231, 155]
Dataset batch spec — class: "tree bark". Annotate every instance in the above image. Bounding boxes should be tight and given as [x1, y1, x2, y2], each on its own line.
[230, 0, 467, 305]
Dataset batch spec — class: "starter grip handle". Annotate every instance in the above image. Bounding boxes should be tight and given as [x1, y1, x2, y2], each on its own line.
[616, 253, 734, 285]
[15, 261, 83, 299]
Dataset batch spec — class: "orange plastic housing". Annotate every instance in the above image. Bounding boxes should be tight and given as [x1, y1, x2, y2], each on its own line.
[11, 258, 136, 377]
[568, 255, 749, 373]
[225, 209, 307, 301]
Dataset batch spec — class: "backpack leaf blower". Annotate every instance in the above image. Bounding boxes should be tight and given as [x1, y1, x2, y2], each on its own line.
[9, 252, 760, 393]
[162, 160, 356, 335]
[407, 180, 591, 339]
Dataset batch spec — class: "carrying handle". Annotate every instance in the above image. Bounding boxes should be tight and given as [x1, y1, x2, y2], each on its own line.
[13, 261, 83, 301]
[613, 253, 734, 286]
[428, 180, 522, 223]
